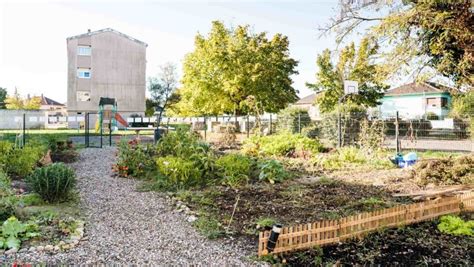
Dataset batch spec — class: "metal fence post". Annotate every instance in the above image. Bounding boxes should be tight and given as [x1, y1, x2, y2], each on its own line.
[247, 115, 250, 137]
[269, 114, 272, 134]
[22, 113, 26, 148]
[298, 113, 301, 134]
[395, 111, 400, 154]
[204, 116, 207, 141]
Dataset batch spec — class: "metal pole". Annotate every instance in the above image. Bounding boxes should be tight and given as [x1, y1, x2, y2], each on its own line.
[85, 113, 89, 148]
[109, 122, 112, 146]
[100, 116, 103, 148]
[204, 116, 207, 141]
[22, 113, 26, 148]
[338, 96, 344, 148]
[298, 113, 301, 134]
[247, 115, 250, 137]
[395, 111, 400, 154]
[269, 114, 272, 134]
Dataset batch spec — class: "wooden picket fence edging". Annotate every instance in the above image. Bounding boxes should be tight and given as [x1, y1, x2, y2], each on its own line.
[258, 191, 474, 256]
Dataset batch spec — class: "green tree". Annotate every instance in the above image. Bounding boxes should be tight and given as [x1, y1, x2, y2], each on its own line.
[306, 38, 388, 113]
[178, 21, 298, 117]
[450, 91, 474, 119]
[5, 89, 41, 110]
[321, 0, 473, 87]
[0, 87, 7, 109]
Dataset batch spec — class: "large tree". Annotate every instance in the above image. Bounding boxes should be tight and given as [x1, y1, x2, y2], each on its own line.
[307, 38, 388, 113]
[321, 0, 473, 87]
[177, 21, 299, 117]
[0, 87, 7, 109]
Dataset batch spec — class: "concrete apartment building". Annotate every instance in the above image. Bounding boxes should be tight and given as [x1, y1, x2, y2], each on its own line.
[66, 28, 147, 125]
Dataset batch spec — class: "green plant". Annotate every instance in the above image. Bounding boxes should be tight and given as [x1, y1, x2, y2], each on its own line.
[156, 156, 201, 190]
[216, 154, 252, 188]
[242, 133, 323, 158]
[0, 216, 39, 249]
[0, 169, 12, 197]
[26, 163, 76, 203]
[193, 215, 224, 239]
[156, 130, 205, 158]
[256, 217, 277, 229]
[115, 141, 156, 178]
[58, 218, 79, 235]
[437, 215, 473, 236]
[0, 141, 45, 178]
[276, 107, 312, 134]
[258, 159, 289, 184]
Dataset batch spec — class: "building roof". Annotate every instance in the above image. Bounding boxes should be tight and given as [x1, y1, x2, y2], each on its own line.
[40, 95, 65, 106]
[295, 93, 317, 105]
[66, 28, 148, 47]
[385, 82, 451, 96]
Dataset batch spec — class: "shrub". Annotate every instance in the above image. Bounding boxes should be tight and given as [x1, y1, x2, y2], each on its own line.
[0, 141, 45, 178]
[156, 156, 201, 190]
[0, 170, 12, 197]
[276, 107, 312, 134]
[156, 130, 205, 158]
[258, 159, 289, 184]
[412, 155, 474, 186]
[115, 141, 156, 178]
[425, 112, 439, 120]
[242, 133, 323, 158]
[437, 215, 473, 236]
[26, 163, 76, 202]
[216, 154, 252, 188]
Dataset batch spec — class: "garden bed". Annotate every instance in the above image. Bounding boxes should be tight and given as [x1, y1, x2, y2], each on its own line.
[174, 178, 413, 239]
[280, 213, 473, 266]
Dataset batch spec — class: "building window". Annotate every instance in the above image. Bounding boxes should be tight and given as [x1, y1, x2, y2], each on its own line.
[441, 97, 448, 108]
[77, 68, 91, 79]
[426, 97, 439, 107]
[77, 46, 91, 56]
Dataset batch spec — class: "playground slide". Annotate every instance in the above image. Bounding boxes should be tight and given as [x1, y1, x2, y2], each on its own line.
[115, 113, 129, 127]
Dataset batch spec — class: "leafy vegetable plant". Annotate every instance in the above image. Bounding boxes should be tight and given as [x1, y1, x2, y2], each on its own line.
[437, 215, 473, 236]
[258, 159, 289, 184]
[0, 216, 39, 249]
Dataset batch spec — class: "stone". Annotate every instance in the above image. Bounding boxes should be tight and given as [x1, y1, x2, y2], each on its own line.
[5, 248, 18, 255]
[58, 241, 66, 246]
[45, 245, 54, 251]
[18, 248, 28, 253]
[71, 235, 81, 241]
[0, 249, 5, 255]
[187, 215, 198, 223]
[54, 245, 60, 252]
[36, 246, 44, 252]
[62, 244, 70, 250]
[28, 247, 36, 252]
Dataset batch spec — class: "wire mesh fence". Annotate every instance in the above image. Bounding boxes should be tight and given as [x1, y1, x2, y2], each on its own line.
[0, 110, 471, 151]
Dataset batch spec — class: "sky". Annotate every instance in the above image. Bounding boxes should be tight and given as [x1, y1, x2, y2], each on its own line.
[0, 0, 349, 103]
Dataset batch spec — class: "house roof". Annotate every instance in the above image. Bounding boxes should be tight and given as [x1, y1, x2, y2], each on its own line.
[385, 82, 451, 96]
[295, 93, 317, 105]
[40, 95, 65, 106]
[66, 28, 148, 47]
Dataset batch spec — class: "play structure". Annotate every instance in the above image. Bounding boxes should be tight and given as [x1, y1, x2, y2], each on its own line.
[85, 97, 128, 148]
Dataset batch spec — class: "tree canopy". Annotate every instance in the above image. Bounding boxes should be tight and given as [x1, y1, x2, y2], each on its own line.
[177, 21, 299, 116]
[5, 89, 41, 110]
[322, 0, 473, 87]
[306, 38, 388, 113]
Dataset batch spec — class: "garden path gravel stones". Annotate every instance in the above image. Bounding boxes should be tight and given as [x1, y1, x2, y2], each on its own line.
[5, 147, 261, 265]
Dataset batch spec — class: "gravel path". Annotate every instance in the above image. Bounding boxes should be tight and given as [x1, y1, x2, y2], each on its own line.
[7, 147, 259, 265]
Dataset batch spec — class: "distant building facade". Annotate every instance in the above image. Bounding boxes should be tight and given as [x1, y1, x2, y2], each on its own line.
[379, 82, 452, 120]
[66, 28, 147, 123]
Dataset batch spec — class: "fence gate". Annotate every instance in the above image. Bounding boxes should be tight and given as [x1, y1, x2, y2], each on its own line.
[84, 112, 112, 148]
